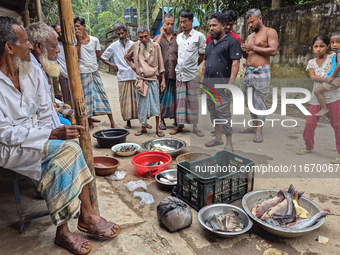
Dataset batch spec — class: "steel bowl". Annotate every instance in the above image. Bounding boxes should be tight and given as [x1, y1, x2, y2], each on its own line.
[111, 143, 140, 156]
[242, 190, 325, 238]
[142, 138, 186, 156]
[155, 169, 177, 188]
[198, 204, 253, 238]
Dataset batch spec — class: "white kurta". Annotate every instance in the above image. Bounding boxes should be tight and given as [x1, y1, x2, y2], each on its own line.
[0, 64, 53, 180]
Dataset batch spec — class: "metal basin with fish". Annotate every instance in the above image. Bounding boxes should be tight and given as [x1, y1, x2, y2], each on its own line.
[142, 138, 186, 156]
[198, 204, 253, 238]
[155, 169, 177, 189]
[242, 190, 325, 238]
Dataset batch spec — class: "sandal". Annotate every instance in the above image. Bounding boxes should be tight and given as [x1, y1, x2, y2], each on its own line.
[77, 217, 121, 240]
[156, 130, 165, 137]
[225, 147, 234, 152]
[253, 135, 263, 143]
[54, 232, 91, 255]
[296, 148, 313, 155]
[159, 122, 167, 130]
[135, 129, 147, 136]
[331, 158, 340, 164]
[205, 139, 224, 147]
[170, 127, 182, 135]
[193, 129, 205, 137]
[239, 128, 256, 134]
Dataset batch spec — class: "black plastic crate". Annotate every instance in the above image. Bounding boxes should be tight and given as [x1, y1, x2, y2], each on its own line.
[177, 150, 255, 211]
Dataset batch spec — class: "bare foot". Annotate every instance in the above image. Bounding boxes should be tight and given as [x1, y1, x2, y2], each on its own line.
[88, 118, 94, 131]
[315, 108, 329, 116]
[124, 120, 131, 129]
[146, 123, 152, 129]
[111, 123, 120, 128]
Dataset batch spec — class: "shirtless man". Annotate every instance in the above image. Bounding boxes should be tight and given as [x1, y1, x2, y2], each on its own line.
[240, 9, 278, 143]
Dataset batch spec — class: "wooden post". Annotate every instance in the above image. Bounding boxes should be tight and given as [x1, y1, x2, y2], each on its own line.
[57, 0, 99, 214]
[138, 0, 140, 26]
[22, 10, 30, 27]
[146, 0, 149, 28]
[162, 0, 164, 21]
[35, 0, 43, 21]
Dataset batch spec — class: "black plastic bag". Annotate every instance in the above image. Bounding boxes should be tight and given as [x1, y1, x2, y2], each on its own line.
[157, 196, 192, 232]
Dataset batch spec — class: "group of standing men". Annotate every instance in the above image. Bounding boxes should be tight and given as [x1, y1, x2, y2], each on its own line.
[97, 8, 278, 149]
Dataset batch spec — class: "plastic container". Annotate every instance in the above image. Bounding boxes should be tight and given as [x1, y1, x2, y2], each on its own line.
[177, 150, 255, 211]
[131, 151, 172, 177]
[92, 128, 130, 148]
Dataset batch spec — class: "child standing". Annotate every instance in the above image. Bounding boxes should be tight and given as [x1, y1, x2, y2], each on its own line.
[297, 34, 340, 164]
[313, 30, 340, 116]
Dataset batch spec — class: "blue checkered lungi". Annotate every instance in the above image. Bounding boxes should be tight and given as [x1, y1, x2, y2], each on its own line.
[244, 65, 271, 122]
[34, 140, 93, 226]
[80, 71, 112, 116]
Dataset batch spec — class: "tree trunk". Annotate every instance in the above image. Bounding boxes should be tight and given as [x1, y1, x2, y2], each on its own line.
[272, 0, 281, 10]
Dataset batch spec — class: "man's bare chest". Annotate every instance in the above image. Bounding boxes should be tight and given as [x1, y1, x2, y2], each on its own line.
[249, 33, 268, 48]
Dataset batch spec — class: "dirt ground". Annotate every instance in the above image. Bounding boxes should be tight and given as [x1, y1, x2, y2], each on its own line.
[1, 71, 339, 255]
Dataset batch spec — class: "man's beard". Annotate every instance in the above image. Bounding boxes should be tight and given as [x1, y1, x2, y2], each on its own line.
[211, 30, 222, 40]
[39, 49, 61, 77]
[13, 56, 33, 76]
[140, 40, 151, 57]
[119, 38, 127, 45]
[253, 23, 261, 33]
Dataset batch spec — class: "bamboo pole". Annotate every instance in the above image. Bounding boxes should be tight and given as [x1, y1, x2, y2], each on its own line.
[57, 0, 99, 215]
[162, 0, 164, 21]
[138, 0, 140, 26]
[35, 0, 42, 21]
[22, 10, 30, 27]
[146, 0, 149, 28]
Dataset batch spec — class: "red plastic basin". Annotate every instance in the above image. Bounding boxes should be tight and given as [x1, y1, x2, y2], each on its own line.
[131, 151, 172, 177]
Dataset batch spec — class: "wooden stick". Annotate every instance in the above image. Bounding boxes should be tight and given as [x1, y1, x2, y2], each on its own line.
[57, 0, 99, 214]
[35, 0, 43, 21]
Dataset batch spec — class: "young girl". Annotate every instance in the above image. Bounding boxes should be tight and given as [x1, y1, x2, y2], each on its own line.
[297, 34, 340, 164]
[313, 30, 340, 116]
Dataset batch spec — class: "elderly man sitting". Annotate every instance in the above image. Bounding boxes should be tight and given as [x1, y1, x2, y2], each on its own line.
[0, 17, 120, 255]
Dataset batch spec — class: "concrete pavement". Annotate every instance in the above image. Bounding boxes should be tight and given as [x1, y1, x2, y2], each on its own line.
[0, 71, 339, 255]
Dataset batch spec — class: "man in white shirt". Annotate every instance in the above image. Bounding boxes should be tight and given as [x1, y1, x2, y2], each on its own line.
[101, 23, 145, 129]
[0, 17, 120, 254]
[171, 10, 206, 137]
[74, 17, 118, 130]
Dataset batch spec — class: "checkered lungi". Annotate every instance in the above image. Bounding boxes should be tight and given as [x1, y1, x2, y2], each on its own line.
[160, 79, 177, 119]
[34, 140, 93, 226]
[53, 102, 76, 124]
[176, 78, 199, 125]
[80, 71, 112, 116]
[118, 80, 138, 121]
[244, 64, 271, 122]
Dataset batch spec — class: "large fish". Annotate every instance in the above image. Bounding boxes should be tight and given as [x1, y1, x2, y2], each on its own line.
[261, 185, 296, 223]
[252, 190, 285, 218]
[285, 209, 340, 229]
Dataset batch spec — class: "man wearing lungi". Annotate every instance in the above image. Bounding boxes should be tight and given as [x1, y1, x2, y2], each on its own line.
[241, 9, 278, 143]
[201, 13, 241, 151]
[52, 23, 72, 106]
[171, 10, 206, 136]
[26, 22, 76, 127]
[74, 17, 118, 130]
[154, 13, 178, 130]
[0, 17, 120, 255]
[124, 25, 166, 137]
[101, 23, 151, 130]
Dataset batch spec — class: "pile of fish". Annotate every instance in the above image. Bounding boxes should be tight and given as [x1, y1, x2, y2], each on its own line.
[157, 174, 177, 184]
[118, 145, 137, 152]
[252, 184, 340, 229]
[205, 210, 244, 232]
[151, 147, 171, 152]
[146, 161, 164, 166]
